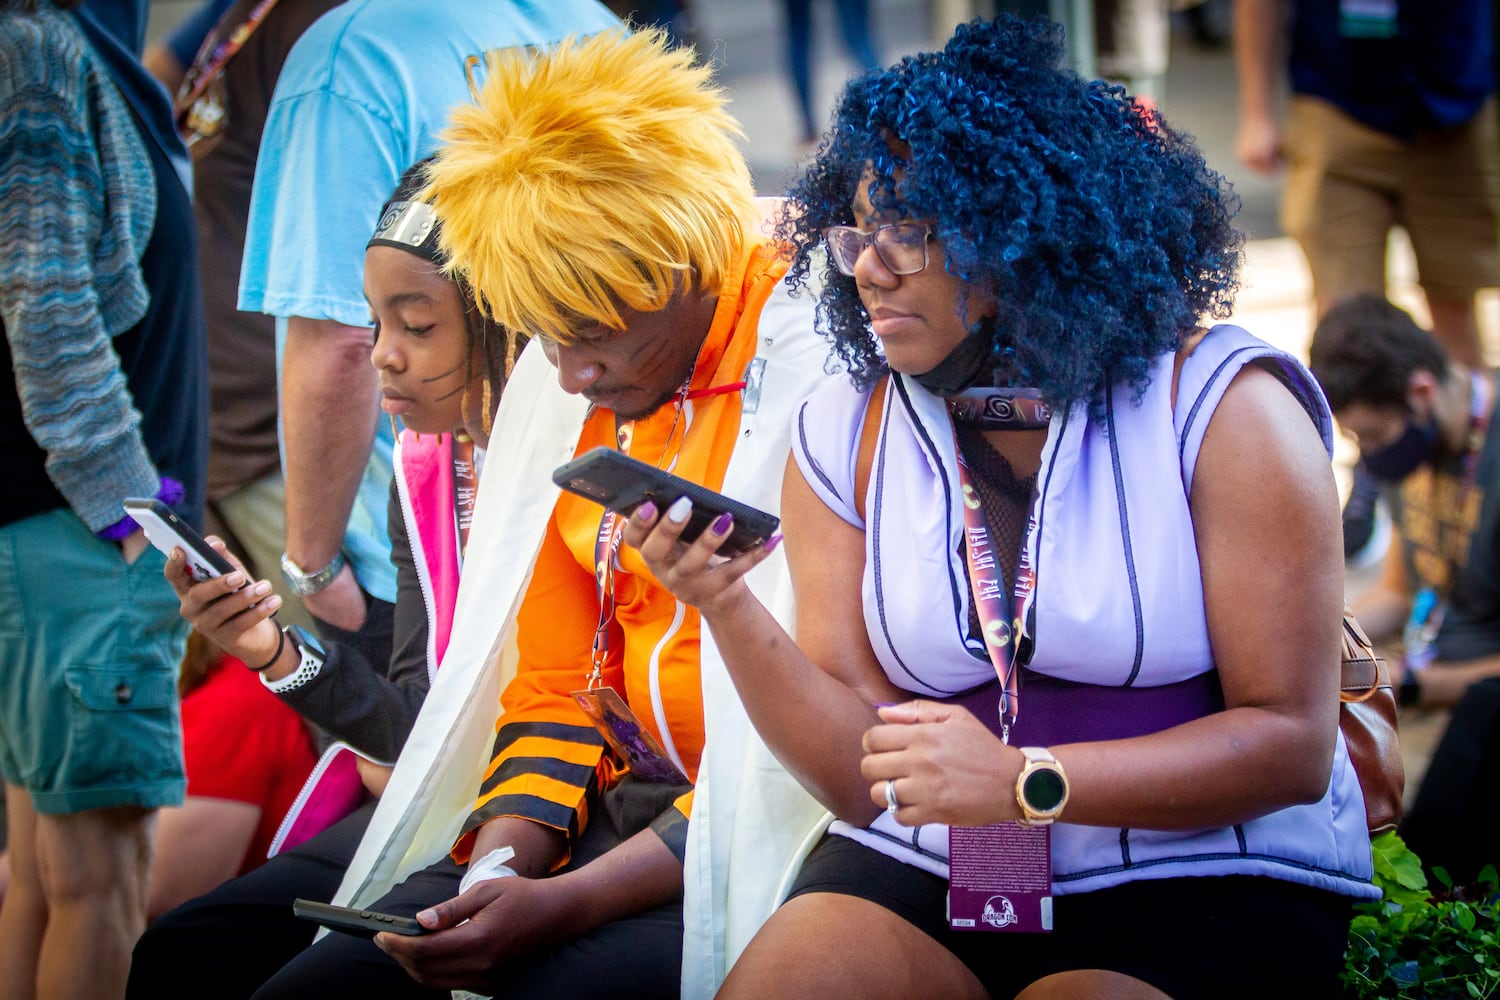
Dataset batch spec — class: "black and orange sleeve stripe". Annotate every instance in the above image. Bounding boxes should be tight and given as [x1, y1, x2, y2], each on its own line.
[451, 507, 621, 865]
[454, 720, 606, 858]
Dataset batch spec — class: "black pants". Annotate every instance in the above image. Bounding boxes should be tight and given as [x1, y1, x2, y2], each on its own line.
[132, 779, 687, 998]
[1402, 676, 1500, 887]
[127, 599, 395, 998]
[128, 799, 378, 999]
[790, 834, 1355, 1000]
[253, 778, 687, 999]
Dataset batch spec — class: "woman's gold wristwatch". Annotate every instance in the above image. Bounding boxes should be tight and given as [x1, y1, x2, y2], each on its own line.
[1015, 746, 1069, 826]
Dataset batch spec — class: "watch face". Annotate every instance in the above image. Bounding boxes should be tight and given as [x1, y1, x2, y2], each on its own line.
[288, 624, 326, 657]
[1024, 767, 1067, 812]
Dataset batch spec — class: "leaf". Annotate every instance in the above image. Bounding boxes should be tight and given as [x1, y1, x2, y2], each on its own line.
[1391, 959, 1421, 987]
[1389, 851, 1431, 892]
[1371, 833, 1431, 894]
[1343, 835, 1500, 999]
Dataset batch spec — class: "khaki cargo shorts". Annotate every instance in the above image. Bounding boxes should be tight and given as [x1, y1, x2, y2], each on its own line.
[1281, 95, 1500, 305]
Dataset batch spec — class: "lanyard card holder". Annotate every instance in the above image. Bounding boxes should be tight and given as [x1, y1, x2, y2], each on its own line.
[948, 822, 1054, 933]
[572, 686, 688, 785]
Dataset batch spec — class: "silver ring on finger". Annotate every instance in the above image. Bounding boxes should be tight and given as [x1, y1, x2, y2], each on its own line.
[884, 778, 900, 816]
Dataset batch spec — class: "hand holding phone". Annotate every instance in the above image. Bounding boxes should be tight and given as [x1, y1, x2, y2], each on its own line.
[552, 448, 778, 557]
[122, 498, 235, 582]
[291, 898, 429, 939]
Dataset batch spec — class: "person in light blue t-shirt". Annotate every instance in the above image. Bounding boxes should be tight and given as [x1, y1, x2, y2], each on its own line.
[237, 0, 620, 672]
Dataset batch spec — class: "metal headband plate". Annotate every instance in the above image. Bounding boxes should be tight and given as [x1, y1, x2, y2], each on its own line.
[371, 200, 437, 249]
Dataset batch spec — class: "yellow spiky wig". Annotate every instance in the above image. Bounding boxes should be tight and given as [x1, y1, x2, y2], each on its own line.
[423, 28, 758, 342]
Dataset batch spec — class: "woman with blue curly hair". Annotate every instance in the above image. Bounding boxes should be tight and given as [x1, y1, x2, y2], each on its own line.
[626, 15, 1376, 998]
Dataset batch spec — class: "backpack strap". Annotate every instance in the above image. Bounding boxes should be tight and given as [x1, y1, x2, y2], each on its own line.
[853, 377, 889, 524]
[1171, 328, 1210, 411]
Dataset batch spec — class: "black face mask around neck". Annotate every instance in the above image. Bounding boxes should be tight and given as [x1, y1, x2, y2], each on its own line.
[912, 328, 993, 397]
[1361, 417, 1440, 482]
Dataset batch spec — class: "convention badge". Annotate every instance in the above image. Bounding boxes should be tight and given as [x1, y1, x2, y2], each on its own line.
[947, 823, 1054, 933]
[1338, 0, 1396, 39]
[1402, 586, 1443, 671]
[180, 88, 228, 154]
[571, 686, 688, 785]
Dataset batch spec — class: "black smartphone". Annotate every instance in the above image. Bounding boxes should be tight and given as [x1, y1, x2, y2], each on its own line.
[291, 898, 429, 938]
[552, 447, 779, 557]
[122, 498, 235, 582]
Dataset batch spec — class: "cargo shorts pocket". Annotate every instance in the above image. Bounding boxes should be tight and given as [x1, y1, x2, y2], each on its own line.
[63, 662, 181, 788]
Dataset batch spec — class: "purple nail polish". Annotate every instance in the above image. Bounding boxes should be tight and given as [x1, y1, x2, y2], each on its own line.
[711, 512, 733, 536]
[637, 500, 657, 521]
[763, 532, 784, 552]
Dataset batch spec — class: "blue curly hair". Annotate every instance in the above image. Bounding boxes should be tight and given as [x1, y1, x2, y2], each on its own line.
[777, 15, 1243, 410]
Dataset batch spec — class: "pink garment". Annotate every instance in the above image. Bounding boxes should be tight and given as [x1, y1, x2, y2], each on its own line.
[268, 430, 463, 857]
[393, 429, 462, 679]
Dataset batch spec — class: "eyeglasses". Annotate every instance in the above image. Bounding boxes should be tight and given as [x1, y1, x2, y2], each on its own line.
[822, 222, 932, 277]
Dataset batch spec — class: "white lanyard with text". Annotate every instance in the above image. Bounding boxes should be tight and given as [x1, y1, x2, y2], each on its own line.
[452, 434, 478, 565]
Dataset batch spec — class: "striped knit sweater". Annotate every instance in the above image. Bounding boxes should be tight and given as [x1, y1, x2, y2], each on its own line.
[0, 8, 162, 531]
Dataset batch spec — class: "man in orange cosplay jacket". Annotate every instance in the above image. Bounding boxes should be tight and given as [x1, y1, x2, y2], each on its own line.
[252, 29, 834, 1000]
[456, 238, 789, 870]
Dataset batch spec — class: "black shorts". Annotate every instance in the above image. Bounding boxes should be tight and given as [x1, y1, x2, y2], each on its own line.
[787, 834, 1355, 1000]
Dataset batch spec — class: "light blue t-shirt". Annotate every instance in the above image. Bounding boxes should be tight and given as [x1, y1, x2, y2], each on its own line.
[240, 0, 620, 603]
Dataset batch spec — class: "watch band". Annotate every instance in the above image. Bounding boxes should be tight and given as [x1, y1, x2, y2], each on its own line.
[280, 550, 347, 596]
[266, 624, 326, 692]
[1015, 746, 1069, 826]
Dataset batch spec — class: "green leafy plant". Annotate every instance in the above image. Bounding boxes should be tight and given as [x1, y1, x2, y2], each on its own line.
[1342, 832, 1500, 999]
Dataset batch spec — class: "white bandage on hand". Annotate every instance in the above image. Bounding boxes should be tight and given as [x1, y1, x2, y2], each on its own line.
[458, 846, 518, 895]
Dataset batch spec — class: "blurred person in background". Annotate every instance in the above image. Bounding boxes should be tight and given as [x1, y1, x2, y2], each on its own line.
[1310, 293, 1500, 888]
[1234, 0, 1497, 369]
[0, 1, 207, 996]
[236, 0, 617, 690]
[147, 630, 318, 921]
[1235, 0, 1499, 564]
[156, 0, 348, 636]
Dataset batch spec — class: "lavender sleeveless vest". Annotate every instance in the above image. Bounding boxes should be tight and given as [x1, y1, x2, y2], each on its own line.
[791, 324, 1377, 900]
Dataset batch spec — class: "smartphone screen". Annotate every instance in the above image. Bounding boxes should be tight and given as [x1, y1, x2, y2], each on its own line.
[551, 448, 779, 556]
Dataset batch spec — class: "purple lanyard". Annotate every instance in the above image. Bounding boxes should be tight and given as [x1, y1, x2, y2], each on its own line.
[174, 0, 280, 118]
[951, 428, 1039, 744]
